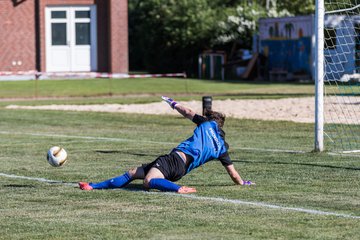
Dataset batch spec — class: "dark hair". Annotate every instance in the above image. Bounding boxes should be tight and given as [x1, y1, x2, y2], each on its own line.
[205, 110, 226, 128]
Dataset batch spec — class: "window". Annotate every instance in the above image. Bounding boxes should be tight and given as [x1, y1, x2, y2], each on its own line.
[76, 23, 90, 45]
[75, 11, 90, 18]
[51, 23, 67, 45]
[51, 11, 66, 19]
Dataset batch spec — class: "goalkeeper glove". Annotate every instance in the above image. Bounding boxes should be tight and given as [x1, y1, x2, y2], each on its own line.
[242, 180, 255, 186]
[162, 96, 178, 109]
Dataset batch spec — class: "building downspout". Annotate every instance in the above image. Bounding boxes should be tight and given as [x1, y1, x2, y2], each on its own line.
[34, 0, 41, 74]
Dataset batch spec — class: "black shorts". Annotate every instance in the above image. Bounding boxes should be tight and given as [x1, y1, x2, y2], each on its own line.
[142, 152, 186, 182]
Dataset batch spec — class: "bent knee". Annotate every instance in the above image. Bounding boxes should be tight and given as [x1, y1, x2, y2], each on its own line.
[128, 167, 145, 179]
[128, 168, 137, 177]
[143, 177, 150, 188]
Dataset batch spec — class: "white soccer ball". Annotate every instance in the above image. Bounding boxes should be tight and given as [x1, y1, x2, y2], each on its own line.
[47, 146, 68, 167]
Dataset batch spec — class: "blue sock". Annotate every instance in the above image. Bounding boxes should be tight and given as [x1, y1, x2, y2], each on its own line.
[149, 178, 181, 192]
[89, 172, 132, 189]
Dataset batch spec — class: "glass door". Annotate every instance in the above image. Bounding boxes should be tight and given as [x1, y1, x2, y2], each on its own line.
[46, 6, 97, 72]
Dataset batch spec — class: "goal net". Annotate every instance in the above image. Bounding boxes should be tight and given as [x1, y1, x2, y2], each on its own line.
[316, 0, 360, 153]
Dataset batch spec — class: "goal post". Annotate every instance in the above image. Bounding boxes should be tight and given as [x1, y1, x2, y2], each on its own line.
[315, 0, 325, 152]
[315, 0, 360, 153]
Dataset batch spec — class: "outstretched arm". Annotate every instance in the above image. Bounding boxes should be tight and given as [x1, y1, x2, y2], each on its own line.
[162, 96, 196, 121]
[174, 103, 196, 120]
[225, 164, 255, 186]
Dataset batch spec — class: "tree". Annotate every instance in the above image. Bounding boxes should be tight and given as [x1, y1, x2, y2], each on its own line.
[216, 2, 266, 47]
[129, 0, 221, 73]
[277, 0, 315, 15]
[128, 0, 316, 73]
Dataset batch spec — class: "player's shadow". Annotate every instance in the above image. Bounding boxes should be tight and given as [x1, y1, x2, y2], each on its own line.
[122, 183, 230, 190]
[4, 184, 36, 188]
[123, 183, 147, 191]
[232, 159, 360, 171]
[184, 183, 234, 187]
[95, 150, 158, 158]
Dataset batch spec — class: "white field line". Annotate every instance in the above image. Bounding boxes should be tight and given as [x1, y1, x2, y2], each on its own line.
[327, 152, 360, 158]
[233, 147, 306, 154]
[0, 131, 173, 145]
[0, 130, 307, 154]
[3, 130, 360, 156]
[0, 173, 76, 187]
[342, 150, 360, 154]
[1, 131, 360, 158]
[1, 172, 359, 219]
[156, 192, 360, 219]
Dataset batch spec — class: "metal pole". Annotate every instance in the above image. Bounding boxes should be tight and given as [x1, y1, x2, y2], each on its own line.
[202, 96, 212, 116]
[198, 55, 202, 79]
[315, 0, 325, 152]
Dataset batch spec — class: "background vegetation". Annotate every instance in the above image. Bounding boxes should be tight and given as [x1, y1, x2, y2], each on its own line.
[128, 0, 316, 74]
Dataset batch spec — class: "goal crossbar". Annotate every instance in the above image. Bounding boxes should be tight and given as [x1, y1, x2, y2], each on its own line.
[326, 4, 360, 14]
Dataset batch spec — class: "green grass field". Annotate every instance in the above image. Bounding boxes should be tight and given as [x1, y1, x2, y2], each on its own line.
[0, 77, 314, 99]
[0, 78, 359, 239]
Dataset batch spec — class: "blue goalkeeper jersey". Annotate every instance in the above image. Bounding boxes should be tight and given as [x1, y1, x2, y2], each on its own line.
[175, 120, 228, 174]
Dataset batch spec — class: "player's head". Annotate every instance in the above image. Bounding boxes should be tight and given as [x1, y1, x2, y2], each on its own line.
[205, 110, 226, 128]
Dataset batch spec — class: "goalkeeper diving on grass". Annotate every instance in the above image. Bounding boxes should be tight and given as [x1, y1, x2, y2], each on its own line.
[79, 96, 255, 193]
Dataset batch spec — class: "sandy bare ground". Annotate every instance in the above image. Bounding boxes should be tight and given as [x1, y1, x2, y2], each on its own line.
[5, 97, 360, 124]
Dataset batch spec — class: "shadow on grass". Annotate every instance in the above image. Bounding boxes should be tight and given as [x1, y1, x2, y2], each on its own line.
[95, 150, 158, 158]
[212, 93, 313, 98]
[232, 159, 360, 171]
[97, 151, 360, 171]
[75, 183, 148, 192]
[110, 183, 232, 190]
[4, 184, 36, 188]
[124, 183, 146, 191]
[183, 183, 234, 187]
[199, 78, 314, 85]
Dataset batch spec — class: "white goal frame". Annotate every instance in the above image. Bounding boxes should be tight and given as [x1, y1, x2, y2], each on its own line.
[315, 0, 325, 152]
[315, 1, 360, 153]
